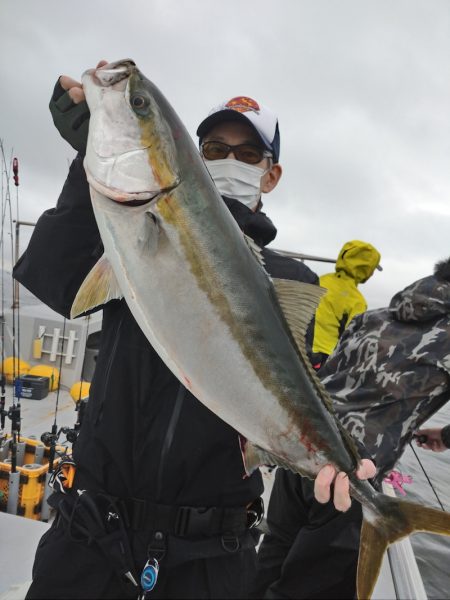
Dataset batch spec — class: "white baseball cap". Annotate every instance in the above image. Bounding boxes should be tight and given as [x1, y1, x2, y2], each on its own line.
[196, 96, 280, 162]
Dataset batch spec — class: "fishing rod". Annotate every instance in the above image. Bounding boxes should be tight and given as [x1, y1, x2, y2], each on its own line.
[48, 317, 66, 473]
[0, 141, 23, 514]
[11, 157, 22, 465]
[0, 145, 5, 434]
[0, 143, 16, 431]
[408, 440, 446, 512]
[39, 316, 80, 521]
[41, 314, 92, 450]
[0, 145, 6, 437]
[70, 314, 91, 441]
[9, 154, 22, 474]
[39, 311, 95, 521]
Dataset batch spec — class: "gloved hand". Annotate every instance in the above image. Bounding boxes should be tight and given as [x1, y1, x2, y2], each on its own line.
[49, 77, 90, 154]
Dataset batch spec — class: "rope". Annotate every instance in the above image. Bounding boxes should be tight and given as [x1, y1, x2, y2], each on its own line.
[408, 442, 446, 512]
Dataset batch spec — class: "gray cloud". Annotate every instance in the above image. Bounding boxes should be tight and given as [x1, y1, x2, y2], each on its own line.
[0, 0, 449, 309]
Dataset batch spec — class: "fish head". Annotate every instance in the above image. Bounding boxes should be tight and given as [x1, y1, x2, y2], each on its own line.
[82, 59, 179, 203]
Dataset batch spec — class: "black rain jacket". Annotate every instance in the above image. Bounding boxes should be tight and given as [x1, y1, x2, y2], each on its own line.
[13, 155, 318, 508]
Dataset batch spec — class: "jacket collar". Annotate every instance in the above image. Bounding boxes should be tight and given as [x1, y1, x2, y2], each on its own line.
[222, 196, 277, 247]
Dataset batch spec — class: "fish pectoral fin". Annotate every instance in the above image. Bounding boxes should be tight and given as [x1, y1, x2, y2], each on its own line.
[71, 255, 123, 318]
[243, 234, 265, 267]
[357, 492, 450, 599]
[241, 439, 295, 476]
[140, 209, 160, 255]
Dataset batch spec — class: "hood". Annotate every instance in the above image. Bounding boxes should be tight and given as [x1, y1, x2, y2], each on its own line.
[335, 240, 381, 284]
[222, 196, 277, 247]
[389, 274, 450, 322]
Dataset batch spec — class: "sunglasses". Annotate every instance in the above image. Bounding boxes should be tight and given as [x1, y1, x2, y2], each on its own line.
[201, 141, 272, 165]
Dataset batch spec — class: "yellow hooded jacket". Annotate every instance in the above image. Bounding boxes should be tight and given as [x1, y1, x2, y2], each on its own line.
[313, 240, 381, 356]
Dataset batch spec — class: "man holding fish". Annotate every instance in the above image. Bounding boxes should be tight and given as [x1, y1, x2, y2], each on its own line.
[15, 60, 447, 600]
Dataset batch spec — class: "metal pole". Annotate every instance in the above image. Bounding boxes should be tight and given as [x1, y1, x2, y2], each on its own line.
[271, 248, 336, 264]
[12, 220, 35, 309]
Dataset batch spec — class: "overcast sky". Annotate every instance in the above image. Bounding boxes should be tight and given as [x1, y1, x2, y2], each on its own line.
[1, 0, 449, 309]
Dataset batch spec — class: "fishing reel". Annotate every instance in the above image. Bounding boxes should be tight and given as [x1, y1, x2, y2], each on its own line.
[40, 429, 58, 447]
[0, 403, 21, 433]
[41, 425, 79, 447]
[60, 426, 79, 444]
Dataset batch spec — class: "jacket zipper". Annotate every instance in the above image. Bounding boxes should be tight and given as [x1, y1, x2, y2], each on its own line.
[94, 313, 124, 425]
[155, 383, 186, 501]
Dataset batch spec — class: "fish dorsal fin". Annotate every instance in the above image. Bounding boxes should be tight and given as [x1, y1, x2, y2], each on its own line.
[272, 277, 362, 459]
[243, 234, 265, 268]
[71, 255, 123, 318]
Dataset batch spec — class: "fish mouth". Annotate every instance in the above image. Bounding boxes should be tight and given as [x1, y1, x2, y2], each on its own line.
[84, 59, 136, 88]
[111, 182, 180, 207]
[85, 163, 180, 205]
[119, 185, 179, 207]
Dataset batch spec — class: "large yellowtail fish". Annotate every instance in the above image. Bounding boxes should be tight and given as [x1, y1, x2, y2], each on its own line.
[72, 59, 450, 599]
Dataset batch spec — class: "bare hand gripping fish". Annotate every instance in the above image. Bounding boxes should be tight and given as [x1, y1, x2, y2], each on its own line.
[71, 59, 450, 599]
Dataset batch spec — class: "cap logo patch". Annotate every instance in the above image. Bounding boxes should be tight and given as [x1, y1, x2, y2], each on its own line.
[225, 96, 260, 114]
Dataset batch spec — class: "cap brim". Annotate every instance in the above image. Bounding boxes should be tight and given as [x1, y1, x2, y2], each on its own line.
[196, 109, 270, 152]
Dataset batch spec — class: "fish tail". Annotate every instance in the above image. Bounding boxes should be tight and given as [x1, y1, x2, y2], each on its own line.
[357, 493, 450, 599]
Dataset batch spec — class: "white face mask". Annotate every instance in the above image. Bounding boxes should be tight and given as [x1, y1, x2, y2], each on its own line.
[204, 158, 269, 211]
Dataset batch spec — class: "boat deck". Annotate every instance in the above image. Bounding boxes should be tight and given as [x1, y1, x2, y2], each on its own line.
[16, 389, 78, 440]
[0, 386, 75, 598]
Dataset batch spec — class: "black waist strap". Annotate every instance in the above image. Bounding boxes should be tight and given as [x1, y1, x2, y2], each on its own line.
[119, 498, 254, 537]
[51, 488, 263, 540]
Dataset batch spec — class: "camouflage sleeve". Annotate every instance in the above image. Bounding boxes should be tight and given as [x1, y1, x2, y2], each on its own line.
[321, 308, 450, 482]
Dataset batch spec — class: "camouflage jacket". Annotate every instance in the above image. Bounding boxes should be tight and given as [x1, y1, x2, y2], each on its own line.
[320, 273, 450, 482]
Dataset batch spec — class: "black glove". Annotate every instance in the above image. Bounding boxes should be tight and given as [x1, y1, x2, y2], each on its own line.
[49, 79, 90, 153]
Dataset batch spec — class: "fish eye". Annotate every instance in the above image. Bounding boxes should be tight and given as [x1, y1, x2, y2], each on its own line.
[130, 94, 150, 114]
[132, 95, 145, 108]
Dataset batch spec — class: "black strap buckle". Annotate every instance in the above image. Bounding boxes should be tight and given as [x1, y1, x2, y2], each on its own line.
[174, 506, 216, 537]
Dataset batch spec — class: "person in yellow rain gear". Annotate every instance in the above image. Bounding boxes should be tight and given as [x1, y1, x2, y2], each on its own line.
[312, 240, 381, 368]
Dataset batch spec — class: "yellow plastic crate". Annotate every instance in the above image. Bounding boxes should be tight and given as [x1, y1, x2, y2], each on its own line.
[0, 436, 71, 520]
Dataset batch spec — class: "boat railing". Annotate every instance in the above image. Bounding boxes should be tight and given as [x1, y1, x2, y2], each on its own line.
[372, 481, 427, 600]
[272, 247, 383, 271]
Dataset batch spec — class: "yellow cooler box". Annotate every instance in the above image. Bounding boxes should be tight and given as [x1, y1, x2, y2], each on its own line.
[0, 436, 70, 520]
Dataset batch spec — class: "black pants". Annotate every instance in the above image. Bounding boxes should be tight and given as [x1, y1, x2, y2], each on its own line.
[251, 471, 362, 600]
[26, 518, 259, 599]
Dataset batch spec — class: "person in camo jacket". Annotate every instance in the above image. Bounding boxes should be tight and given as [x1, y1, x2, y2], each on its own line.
[322, 254, 450, 484]
[253, 256, 450, 600]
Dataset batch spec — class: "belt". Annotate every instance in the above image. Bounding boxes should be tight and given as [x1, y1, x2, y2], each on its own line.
[118, 497, 264, 538]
